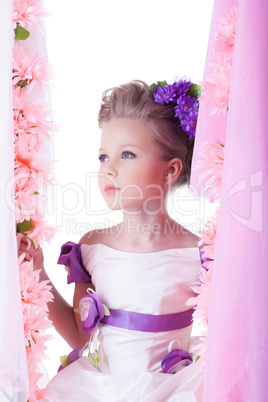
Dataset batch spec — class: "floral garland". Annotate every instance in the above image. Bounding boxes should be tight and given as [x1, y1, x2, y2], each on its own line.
[13, 1, 55, 400]
[186, 4, 237, 369]
[151, 77, 201, 140]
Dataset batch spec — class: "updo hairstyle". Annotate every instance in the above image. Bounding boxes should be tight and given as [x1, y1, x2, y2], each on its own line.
[98, 80, 193, 188]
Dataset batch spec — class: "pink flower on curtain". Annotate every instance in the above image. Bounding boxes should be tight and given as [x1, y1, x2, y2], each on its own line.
[214, 5, 237, 61]
[200, 57, 232, 116]
[197, 206, 219, 269]
[186, 266, 214, 324]
[194, 141, 225, 202]
[186, 208, 218, 331]
[12, 0, 49, 29]
[12, 46, 53, 90]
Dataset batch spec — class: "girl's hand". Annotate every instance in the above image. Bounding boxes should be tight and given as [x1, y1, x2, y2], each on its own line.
[17, 234, 45, 275]
[17, 233, 43, 269]
[33, 246, 44, 271]
[17, 233, 37, 261]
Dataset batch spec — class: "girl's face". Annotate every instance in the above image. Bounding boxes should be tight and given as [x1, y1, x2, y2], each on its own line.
[98, 118, 170, 213]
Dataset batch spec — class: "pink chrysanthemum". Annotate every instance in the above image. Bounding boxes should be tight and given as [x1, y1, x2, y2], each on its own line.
[27, 216, 57, 248]
[214, 5, 237, 61]
[14, 132, 51, 175]
[14, 170, 39, 222]
[26, 334, 52, 401]
[198, 207, 219, 268]
[12, 46, 53, 90]
[18, 253, 53, 401]
[12, 0, 49, 29]
[13, 87, 53, 139]
[194, 141, 225, 202]
[186, 265, 214, 325]
[18, 254, 53, 311]
[200, 57, 232, 116]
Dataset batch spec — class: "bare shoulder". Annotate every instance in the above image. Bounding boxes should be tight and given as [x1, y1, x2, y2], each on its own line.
[79, 227, 116, 246]
[79, 229, 100, 246]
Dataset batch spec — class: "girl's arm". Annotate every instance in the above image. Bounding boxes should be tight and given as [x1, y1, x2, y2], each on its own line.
[19, 237, 92, 349]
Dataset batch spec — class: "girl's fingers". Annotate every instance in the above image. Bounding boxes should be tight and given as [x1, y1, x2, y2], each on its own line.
[17, 233, 37, 258]
[28, 247, 37, 258]
[18, 250, 32, 261]
[17, 233, 31, 251]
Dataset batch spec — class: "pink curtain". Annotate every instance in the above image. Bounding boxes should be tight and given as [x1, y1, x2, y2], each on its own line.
[0, 0, 29, 401]
[191, 0, 268, 400]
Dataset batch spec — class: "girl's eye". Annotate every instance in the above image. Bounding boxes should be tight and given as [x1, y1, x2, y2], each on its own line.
[122, 151, 135, 159]
[98, 154, 108, 162]
[98, 151, 135, 162]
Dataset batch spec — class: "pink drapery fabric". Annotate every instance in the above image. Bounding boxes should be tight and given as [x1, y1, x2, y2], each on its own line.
[191, 0, 268, 400]
[0, 1, 29, 400]
[190, 0, 235, 191]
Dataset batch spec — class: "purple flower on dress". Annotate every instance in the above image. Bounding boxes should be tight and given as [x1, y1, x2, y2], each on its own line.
[161, 349, 193, 374]
[79, 293, 105, 333]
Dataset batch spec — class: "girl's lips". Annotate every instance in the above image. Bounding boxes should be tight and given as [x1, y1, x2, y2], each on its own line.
[104, 185, 120, 193]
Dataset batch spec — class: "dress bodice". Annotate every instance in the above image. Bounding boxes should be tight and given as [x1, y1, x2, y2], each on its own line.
[41, 243, 205, 402]
[80, 243, 201, 374]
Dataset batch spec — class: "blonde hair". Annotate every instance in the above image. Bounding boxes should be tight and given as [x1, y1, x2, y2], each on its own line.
[98, 80, 193, 188]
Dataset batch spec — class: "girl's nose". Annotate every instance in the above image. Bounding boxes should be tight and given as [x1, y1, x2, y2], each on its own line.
[106, 165, 117, 177]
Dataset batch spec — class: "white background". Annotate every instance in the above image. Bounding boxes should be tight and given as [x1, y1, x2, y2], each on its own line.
[42, 0, 215, 380]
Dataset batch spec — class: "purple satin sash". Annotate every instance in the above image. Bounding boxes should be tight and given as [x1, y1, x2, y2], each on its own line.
[100, 308, 194, 332]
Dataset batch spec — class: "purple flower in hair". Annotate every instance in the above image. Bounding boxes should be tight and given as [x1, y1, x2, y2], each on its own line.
[151, 76, 200, 140]
[174, 95, 197, 119]
[174, 95, 199, 139]
[153, 83, 176, 105]
[172, 78, 193, 96]
[181, 118, 197, 140]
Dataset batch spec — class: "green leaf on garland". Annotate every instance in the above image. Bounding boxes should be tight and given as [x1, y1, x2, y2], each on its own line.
[14, 25, 30, 41]
[16, 79, 29, 88]
[187, 84, 201, 99]
[17, 218, 33, 234]
[150, 80, 167, 96]
[25, 235, 35, 248]
[33, 191, 40, 195]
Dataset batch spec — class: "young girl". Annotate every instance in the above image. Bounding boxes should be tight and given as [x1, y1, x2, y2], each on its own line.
[23, 79, 205, 401]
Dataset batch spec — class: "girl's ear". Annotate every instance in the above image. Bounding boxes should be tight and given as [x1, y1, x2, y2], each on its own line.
[165, 158, 182, 185]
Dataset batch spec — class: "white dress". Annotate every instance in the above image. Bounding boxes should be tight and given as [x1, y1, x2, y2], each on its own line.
[41, 243, 204, 402]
